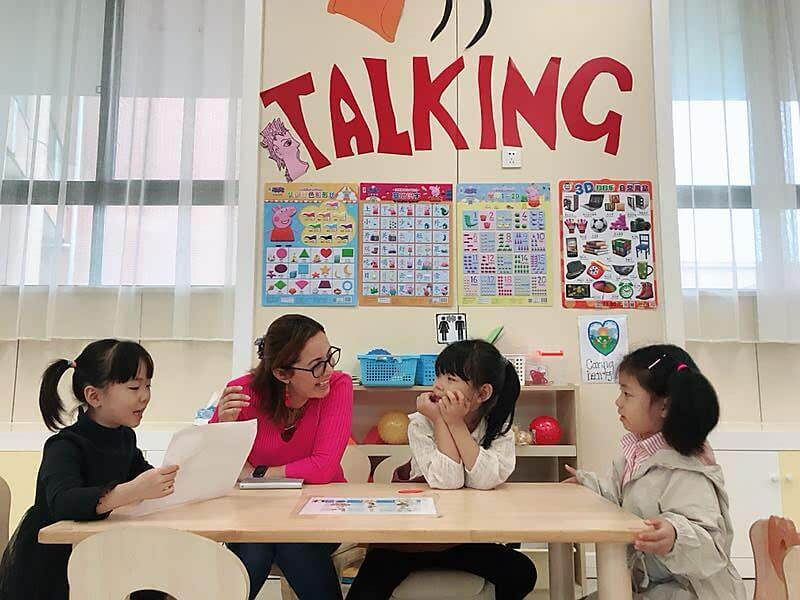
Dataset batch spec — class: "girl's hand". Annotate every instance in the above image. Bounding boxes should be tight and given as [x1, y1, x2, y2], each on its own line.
[416, 392, 441, 422]
[216, 386, 250, 422]
[561, 464, 579, 484]
[131, 465, 179, 501]
[438, 390, 470, 425]
[635, 518, 676, 555]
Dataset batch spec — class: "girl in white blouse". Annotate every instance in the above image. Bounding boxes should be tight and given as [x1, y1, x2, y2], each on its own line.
[346, 340, 536, 600]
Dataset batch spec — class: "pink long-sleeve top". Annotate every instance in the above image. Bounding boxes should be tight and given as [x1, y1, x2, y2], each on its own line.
[209, 371, 353, 483]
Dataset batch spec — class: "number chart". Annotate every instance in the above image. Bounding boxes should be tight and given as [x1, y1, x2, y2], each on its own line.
[262, 183, 359, 306]
[457, 183, 551, 306]
[359, 183, 453, 306]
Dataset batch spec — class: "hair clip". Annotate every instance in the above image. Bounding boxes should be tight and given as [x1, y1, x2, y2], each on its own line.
[676, 363, 688, 372]
[647, 356, 664, 370]
[253, 337, 265, 360]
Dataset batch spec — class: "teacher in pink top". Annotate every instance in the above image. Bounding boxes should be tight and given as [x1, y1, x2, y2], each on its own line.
[211, 314, 352, 600]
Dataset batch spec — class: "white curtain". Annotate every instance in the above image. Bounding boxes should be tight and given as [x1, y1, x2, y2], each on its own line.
[671, 0, 800, 342]
[0, 0, 243, 341]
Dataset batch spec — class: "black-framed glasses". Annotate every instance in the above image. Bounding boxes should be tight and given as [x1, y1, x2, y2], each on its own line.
[290, 347, 341, 378]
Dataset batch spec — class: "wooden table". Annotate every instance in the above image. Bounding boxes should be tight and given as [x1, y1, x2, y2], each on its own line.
[40, 483, 644, 599]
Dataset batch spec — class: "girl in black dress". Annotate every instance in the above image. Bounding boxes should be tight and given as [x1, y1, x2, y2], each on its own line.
[0, 339, 179, 599]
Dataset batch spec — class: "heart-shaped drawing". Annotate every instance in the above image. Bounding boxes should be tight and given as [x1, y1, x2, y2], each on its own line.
[296, 280, 309, 290]
[320, 248, 333, 258]
[587, 320, 620, 356]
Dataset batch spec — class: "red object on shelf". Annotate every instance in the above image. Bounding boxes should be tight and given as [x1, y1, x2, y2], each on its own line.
[530, 416, 562, 445]
[362, 426, 383, 445]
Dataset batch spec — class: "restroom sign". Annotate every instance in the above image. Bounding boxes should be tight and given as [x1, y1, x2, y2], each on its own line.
[436, 313, 468, 344]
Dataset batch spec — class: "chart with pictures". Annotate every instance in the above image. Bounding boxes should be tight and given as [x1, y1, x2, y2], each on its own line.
[262, 183, 359, 306]
[299, 496, 438, 516]
[559, 179, 658, 309]
[457, 183, 551, 306]
[359, 183, 453, 306]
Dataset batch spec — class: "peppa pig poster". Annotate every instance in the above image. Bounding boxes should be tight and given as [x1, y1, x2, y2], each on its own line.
[456, 183, 551, 306]
[359, 183, 453, 307]
[263, 183, 359, 306]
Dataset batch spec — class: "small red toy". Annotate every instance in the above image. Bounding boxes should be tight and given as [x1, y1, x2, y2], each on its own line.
[530, 416, 562, 445]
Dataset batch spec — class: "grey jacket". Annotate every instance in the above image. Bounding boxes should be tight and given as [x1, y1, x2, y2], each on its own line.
[577, 447, 746, 600]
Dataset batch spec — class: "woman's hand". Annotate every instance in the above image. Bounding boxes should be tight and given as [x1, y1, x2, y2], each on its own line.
[216, 386, 250, 422]
[635, 518, 677, 555]
[438, 390, 470, 425]
[130, 465, 180, 501]
[561, 464, 579, 484]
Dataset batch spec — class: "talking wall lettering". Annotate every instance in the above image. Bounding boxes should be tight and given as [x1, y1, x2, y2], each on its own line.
[260, 55, 634, 172]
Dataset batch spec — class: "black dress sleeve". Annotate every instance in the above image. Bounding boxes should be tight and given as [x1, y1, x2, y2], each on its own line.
[39, 438, 113, 522]
[129, 447, 154, 479]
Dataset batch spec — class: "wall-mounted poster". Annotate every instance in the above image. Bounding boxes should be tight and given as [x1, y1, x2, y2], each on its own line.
[359, 183, 453, 306]
[262, 183, 359, 306]
[559, 180, 657, 309]
[457, 183, 551, 306]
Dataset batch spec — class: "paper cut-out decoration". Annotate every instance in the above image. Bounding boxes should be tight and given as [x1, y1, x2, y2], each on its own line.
[260, 118, 309, 182]
[327, 0, 405, 43]
[431, 0, 493, 49]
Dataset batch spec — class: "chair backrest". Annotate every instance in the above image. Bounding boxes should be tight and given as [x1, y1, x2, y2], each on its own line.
[341, 445, 371, 483]
[68, 527, 249, 600]
[0, 476, 10, 556]
[751, 517, 800, 600]
[373, 449, 413, 484]
[785, 546, 800, 599]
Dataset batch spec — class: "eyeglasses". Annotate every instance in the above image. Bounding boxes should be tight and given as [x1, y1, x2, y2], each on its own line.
[290, 346, 341, 379]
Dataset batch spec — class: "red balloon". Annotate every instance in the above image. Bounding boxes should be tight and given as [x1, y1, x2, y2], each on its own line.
[530, 416, 562, 445]
[362, 425, 384, 445]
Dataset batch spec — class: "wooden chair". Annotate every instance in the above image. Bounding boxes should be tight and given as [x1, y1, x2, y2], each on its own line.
[751, 516, 800, 600]
[371, 448, 496, 600]
[0, 476, 11, 557]
[67, 526, 249, 599]
[277, 445, 372, 600]
[783, 545, 800, 599]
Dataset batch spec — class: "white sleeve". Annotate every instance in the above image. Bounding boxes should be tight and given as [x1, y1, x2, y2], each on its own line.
[407, 413, 465, 490]
[464, 428, 516, 490]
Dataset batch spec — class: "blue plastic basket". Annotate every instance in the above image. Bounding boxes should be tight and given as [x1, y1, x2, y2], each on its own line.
[415, 354, 438, 386]
[357, 351, 419, 387]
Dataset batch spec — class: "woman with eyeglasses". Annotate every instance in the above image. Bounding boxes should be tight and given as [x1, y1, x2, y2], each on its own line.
[209, 314, 352, 600]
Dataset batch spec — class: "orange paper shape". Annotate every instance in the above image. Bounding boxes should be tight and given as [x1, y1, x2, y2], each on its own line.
[327, 0, 405, 43]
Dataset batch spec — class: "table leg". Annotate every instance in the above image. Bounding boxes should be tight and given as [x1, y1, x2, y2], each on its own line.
[596, 543, 631, 600]
[548, 542, 574, 600]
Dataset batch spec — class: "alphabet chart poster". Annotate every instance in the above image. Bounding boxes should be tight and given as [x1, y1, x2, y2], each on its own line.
[262, 183, 359, 306]
[456, 183, 551, 306]
[558, 179, 657, 310]
[359, 183, 453, 307]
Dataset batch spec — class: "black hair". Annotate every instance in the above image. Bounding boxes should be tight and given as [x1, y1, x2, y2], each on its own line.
[435, 339, 520, 449]
[39, 339, 154, 432]
[617, 344, 719, 456]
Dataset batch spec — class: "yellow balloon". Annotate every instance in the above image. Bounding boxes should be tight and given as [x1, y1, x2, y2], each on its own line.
[377, 411, 410, 445]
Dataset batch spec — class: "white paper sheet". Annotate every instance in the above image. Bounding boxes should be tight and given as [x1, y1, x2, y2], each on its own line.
[299, 497, 438, 516]
[124, 419, 257, 516]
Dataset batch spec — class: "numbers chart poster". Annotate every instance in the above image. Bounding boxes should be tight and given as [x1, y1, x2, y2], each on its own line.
[359, 183, 453, 306]
[457, 183, 551, 306]
[262, 183, 359, 306]
[559, 180, 658, 310]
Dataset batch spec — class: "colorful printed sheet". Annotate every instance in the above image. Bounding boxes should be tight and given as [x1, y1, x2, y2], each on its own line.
[457, 183, 551, 306]
[359, 183, 453, 306]
[299, 496, 438, 516]
[559, 179, 657, 309]
[262, 183, 359, 306]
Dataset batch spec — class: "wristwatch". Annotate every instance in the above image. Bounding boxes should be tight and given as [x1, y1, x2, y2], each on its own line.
[252, 465, 268, 478]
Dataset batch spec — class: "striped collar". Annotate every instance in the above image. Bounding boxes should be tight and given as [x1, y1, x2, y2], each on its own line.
[620, 432, 669, 486]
